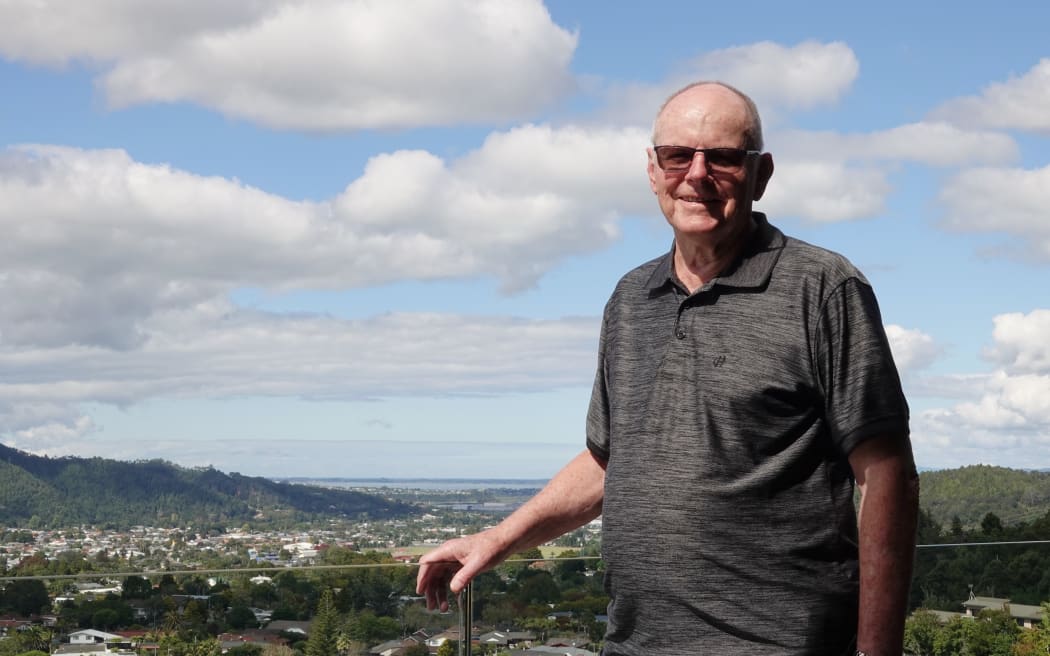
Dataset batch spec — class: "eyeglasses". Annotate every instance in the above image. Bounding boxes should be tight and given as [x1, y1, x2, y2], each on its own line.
[653, 146, 760, 173]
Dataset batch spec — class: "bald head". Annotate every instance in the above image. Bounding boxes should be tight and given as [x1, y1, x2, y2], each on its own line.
[652, 82, 764, 151]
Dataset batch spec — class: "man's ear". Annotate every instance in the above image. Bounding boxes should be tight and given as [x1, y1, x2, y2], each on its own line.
[752, 153, 774, 200]
[646, 148, 659, 193]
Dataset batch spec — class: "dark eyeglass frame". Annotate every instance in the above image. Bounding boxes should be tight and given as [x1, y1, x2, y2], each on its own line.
[653, 146, 761, 172]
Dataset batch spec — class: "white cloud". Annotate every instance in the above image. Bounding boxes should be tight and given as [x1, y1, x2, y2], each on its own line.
[0, 301, 600, 453]
[0, 133, 644, 350]
[758, 122, 1018, 223]
[1, 133, 646, 450]
[885, 325, 940, 374]
[930, 58, 1050, 134]
[774, 122, 1018, 167]
[758, 160, 890, 223]
[909, 310, 1050, 469]
[457, 125, 651, 211]
[39, 438, 580, 479]
[684, 40, 859, 111]
[0, 1, 278, 64]
[0, 400, 95, 451]
[984, 310, 1050, 375]
[0, 0, 577, 130]
[939, 165, 1050, 263]
[598, 41, 858, 127]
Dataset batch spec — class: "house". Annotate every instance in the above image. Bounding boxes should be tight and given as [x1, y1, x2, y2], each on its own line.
[69, 629, 123, 644]
[54, 642, 137, 656]
[367, 636, 426, 655]
[546, 636, 591, 649]
[924, 609, 962, 623]
[522, 647, 597, 656]
[0, 618, 32, 637]
[218, 630, 289, 652]
[58, 629, 139, 655]
[962, 594, 1045, 629]
[265, 619, 312, 636]
[477, 630, 537, 649]
[54, 645, 110, 655]
[426, 627, 472, 650]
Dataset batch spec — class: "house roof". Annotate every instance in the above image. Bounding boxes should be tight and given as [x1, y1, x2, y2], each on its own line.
[962, 597, 1045, 621]
[478, 630, 536, 643]
[1009, 604, 1044, 621]
[69, 628, 123, 641]
[522, 647, 597, 656]
[0, 619, 31, 628]
[265, 619, 312, 634]
[55, 645, 110, 655]
[369, 638, 410, 653]
[926, 610, 963, 623]
[963, 596, 1010, 609]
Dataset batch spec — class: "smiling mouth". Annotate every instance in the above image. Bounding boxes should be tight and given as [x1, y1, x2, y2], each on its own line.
[678, 196, 718, 203]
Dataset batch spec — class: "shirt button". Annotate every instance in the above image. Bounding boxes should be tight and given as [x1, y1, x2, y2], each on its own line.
[675, 329, 686, 339]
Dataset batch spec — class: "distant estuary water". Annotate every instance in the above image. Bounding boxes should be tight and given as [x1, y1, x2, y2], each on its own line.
[278, 477, 549, 491]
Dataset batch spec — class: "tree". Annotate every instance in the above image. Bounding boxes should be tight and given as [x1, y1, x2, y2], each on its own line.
[977, 559, 1008, 598]
[304, 589, 339, 656]
[1, 625, 54, 655]
[932, 616, 967, 656]
[344, 609, 399, 644]
[122, 575, 153, 599]
[962, 608, 1018, 656]
[1, 579, 50, 616]
[980, 512, 1003, 536]
[903, 609, 942, 656]
[227, 604, 258, 630]
[1012, 603, 1050, 655]
[916, 507, 942, 544]
[92, 608, 120, 630]
[511, 570, 560, 606]
[436, 641, 456, 656]
[554, 550, 587, 583]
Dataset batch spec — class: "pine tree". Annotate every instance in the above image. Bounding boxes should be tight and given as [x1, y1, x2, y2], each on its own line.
[305, 589, 340, 656]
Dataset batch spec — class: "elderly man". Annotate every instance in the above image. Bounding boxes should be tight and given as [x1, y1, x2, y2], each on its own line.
[416, 82, 918, 656]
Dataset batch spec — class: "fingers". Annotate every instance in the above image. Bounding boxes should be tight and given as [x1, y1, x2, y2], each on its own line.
[416, 534, 496, 612]
[417, 558, 463, 611]
[448, 564, 474, 595]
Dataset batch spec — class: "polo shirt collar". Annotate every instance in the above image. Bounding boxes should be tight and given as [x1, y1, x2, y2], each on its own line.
[645, 212, 786, 293]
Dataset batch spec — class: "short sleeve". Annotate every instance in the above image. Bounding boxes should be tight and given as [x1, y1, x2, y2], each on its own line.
[586, 311, 611, 462]
[814, 277, 910, 457]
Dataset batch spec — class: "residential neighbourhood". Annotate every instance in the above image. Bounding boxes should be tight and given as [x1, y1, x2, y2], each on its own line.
[0, 510, 607, 655]
[2, 487, 1050, 654]
[2, 514, 1048, 655]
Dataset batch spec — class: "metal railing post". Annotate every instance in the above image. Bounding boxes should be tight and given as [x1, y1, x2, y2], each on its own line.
[459, 580, 473, 656]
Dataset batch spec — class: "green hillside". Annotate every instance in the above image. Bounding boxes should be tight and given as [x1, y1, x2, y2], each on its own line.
[918, 464, 1050, 529]
[0, 443, 418, 529]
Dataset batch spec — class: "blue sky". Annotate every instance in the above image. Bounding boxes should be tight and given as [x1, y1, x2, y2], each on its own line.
[1, 1, 1048, 479]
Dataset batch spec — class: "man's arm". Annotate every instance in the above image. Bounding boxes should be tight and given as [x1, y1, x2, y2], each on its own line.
[849, 433, 920, 656]
[415, 449, 606, 611]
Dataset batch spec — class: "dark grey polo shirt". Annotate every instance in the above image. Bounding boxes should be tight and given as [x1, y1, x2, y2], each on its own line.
[586, 213, 910, 655]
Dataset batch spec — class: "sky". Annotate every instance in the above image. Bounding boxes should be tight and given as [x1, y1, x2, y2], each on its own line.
[1, 0, 1048, 480]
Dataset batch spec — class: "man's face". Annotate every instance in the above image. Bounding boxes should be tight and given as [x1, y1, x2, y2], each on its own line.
[647, 86, 772, 243]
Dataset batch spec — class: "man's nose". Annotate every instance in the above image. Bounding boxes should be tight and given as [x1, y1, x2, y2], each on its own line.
[683, 152, 711, 181]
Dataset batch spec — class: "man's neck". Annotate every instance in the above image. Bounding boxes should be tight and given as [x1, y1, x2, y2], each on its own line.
[672, 216, 755, 294]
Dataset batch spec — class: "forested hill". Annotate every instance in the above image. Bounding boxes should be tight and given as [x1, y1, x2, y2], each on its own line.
[918, 464, 1050, 529]
[0, 443, 419, 529]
